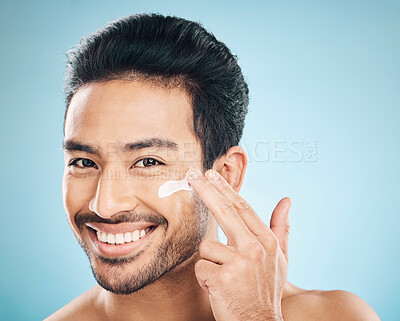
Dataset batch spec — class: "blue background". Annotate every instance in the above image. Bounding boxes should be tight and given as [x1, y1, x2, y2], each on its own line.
[0, 0, 398, 320]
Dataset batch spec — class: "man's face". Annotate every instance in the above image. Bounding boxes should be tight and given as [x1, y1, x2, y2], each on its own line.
[62, 80, 211, 295]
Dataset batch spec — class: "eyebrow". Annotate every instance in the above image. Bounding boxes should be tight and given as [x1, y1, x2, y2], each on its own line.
[122, 137, 179, 152]
[62, 137, 179, 155]
[62, 140, 100, 154]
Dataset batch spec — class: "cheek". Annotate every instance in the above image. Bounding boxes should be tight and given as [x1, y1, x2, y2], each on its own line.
[138, 178, 196, 227]
[169, 192, 196, 223]
[62, 174, 97, 229]
[62, 171, 197, 230]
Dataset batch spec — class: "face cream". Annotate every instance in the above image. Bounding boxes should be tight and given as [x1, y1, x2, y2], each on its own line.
[158, 175, 193, 198]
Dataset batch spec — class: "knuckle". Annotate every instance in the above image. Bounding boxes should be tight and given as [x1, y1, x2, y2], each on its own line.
[198, 240, 208, 255]
[198, 239, 215, 255]
[220, 201, 237, 215]
[220, 266, 236, 284]
[247, 240, 266, 260]
[194, 259, 205, 273]
[233, 198, 251, 210]
[235, 255, 248, 271]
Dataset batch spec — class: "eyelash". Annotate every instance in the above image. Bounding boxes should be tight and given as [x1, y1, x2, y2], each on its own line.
[68, 157, 164, 169]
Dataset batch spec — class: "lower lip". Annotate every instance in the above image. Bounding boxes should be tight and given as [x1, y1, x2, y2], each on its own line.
[87, 226, 158, 257]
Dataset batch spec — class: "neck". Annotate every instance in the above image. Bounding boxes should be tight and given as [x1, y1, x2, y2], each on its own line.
[97, 252, 215, 321]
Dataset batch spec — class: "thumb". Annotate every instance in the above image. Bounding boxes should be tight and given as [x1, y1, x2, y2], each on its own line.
[270, 197, 292, 263]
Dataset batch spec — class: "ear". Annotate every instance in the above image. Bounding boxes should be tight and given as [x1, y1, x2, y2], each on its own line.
[212, 146, 248, 192]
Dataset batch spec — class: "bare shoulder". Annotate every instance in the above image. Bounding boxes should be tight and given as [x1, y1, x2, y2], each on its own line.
[282, 286, 381, 321]
[44, 286, 102, 321]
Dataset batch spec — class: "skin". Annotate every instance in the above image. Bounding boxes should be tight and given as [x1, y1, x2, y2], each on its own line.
[46, 80, 380, 321]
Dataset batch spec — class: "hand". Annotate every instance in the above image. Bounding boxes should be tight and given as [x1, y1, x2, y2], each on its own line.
[187, 168, 292, 321]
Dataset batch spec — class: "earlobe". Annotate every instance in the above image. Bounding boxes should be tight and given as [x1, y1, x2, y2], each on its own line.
[213, 146, 247, 192]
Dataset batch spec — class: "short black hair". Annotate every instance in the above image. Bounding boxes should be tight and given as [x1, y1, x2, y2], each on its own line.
[64, 13, 249, 170]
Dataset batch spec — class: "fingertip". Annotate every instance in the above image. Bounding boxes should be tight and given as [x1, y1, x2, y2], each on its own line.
[281, 197, 292, 209]
[187, 168, 202, 180]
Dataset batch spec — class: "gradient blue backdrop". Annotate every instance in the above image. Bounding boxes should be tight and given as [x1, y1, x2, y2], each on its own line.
[0, 0, 398, 320]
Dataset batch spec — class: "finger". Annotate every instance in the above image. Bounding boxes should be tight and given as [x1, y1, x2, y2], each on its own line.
[269, 197, 292, 263]
[194, 258, 220, 294]
[198, 239, 236, 264]
[187, 168, 254, 246]
[204, 169, 270, 237]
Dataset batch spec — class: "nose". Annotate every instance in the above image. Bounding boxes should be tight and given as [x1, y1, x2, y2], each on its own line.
[89, 170, 139, 219]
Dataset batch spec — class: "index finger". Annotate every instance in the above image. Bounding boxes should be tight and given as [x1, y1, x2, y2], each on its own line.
[203, 169, 271, 237]
[187, 168, 254, 246]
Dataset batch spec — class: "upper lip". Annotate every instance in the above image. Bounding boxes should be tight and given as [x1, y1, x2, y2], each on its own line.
[85, 222, 157, 234]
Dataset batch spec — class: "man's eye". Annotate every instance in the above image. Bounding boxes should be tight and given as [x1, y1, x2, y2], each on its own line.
[134, 158, 163, 168]
[69, 158, 98, 169]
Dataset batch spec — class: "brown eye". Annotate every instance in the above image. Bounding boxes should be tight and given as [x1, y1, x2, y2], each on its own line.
[69, 158, 98, 168]
[134, 158, 162, 168]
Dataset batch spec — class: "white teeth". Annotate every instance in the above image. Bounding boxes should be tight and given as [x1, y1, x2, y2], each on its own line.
[115, 233, 125, 244]
[100, 232, 108, 243]
[124, 232, 132, 242]
[132, 230, 140, 242]
[95, 227, 154, 244]
[107, 233, 116, 244]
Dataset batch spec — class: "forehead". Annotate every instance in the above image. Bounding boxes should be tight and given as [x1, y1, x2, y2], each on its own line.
[64, 80, 195, 145]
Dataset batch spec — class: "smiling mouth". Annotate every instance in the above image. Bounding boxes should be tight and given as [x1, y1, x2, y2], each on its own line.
[92, 226, 156, 244]
[85, 224, 159, 258]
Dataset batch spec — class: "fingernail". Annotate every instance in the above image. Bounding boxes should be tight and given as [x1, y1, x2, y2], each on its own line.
[188, 168, 201, 180]
[206, 170, 221, 183]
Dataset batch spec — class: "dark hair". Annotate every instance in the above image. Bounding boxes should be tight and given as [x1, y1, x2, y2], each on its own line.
[64, 13, 249, 170]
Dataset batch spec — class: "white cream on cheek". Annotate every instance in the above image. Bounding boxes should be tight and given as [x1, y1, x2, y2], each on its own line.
[158, 176, 193, 198]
